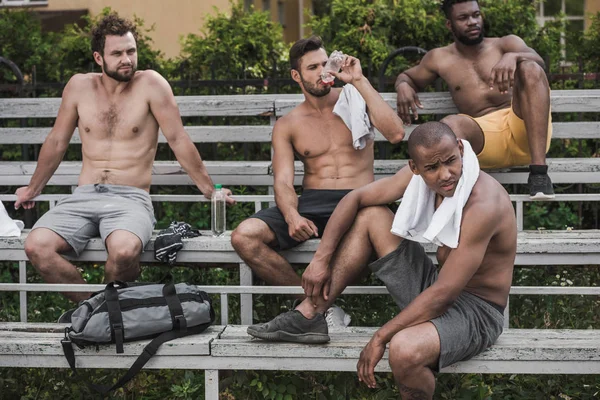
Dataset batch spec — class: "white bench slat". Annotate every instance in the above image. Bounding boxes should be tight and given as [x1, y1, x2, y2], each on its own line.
[1, 90, 599, 118]
[1, 158, 599, 186]
[0, 230, 599, 266]
[1, 121, 597, 145]
[0, 324, 598, 373]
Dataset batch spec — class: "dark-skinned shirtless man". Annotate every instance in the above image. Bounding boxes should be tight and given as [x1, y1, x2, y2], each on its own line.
[248, 122, 516, 400]
[396, 0, 554, 199]
[14, 14, 233, 306]
[231, 36, 405, 326]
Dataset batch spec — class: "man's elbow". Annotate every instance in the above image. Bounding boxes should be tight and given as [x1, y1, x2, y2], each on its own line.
[384, 127, 405, 144]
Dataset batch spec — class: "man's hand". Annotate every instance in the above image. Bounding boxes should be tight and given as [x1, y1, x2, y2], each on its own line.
[395, 81, 423, 125]
[330, 55, 364, 85]
[302, 259, 331, 305]
[286, 214, 318, 242]
[14, 186, 36, 210]
[357, 336, 386, 389]
[203, 187, 236, 205]
[489, 53, 518, 94]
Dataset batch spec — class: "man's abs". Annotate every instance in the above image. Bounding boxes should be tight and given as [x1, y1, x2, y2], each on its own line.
[301, 142, 375, 189]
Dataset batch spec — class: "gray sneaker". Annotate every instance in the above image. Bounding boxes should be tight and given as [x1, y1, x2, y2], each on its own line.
[247, 310, 330, 344]
[325, 305, 351, 328]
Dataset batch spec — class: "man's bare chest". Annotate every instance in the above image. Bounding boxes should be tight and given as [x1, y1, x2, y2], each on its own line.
[439, 53, 502, 91]
[77, 95, 154, 139]
[292, 115, 353, 158]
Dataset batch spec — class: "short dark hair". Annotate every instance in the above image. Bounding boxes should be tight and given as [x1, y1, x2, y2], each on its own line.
[407, 122, 457, 160]
[441, 0, 479, 19]
[91, 13, 138, 55]
[289, 36, 324, 71]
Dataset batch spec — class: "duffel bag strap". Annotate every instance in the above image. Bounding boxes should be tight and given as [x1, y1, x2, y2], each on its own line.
[163, 282, 187, 332]
[105, 281, 125, 353]
[62, 321, 213, 395]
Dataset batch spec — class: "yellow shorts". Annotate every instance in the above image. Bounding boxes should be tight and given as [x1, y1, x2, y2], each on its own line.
[459, 106, 552, 169]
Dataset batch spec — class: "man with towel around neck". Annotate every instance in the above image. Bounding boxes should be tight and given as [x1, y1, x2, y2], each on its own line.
[231, 36, 405, 325]
[248, 121, 517, 400]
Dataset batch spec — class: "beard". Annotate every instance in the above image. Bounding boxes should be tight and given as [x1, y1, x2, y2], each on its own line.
[451, 23, 484, 46]
[300, 73, 331, 98]
[103, 58, 137, 82]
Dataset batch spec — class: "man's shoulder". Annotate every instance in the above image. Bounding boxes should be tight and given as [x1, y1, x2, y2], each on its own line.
[66, 73, 98, 88]
[132, 69, 168, 86]
[466, 172, 510, 215]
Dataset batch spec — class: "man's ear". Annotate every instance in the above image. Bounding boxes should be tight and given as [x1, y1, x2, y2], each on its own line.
[291, 69, 301, 84]
[408, 159, 420, 175]
[458, 139, 464, 158]
[93, 51, 103, 68]
[445, 19, 452, 32]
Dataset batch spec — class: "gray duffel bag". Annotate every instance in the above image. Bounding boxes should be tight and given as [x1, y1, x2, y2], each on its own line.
[61, 281, 214, 394]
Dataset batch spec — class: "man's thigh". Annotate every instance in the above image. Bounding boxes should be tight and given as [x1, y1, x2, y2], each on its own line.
[98, 198, 155, 251]
[31, 198, 99, 256]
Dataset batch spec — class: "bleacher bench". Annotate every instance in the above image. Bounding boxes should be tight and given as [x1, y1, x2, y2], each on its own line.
[1, 91, 599, 399]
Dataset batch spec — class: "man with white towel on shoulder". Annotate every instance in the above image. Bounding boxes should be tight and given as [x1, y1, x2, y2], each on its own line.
[247, 121, 517, 400]
[232, 36, 405, 327]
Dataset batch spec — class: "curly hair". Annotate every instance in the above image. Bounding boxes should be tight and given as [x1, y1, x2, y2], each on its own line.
[91, 13, 138, 55]
[441, 0, 479, 18]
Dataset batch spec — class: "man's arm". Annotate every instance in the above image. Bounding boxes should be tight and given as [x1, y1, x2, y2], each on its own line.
[489, 35, 545, 93]
[332, 56, 404, 143]
[147, 71, 228, 202]
[271, 117, 319, 242]
[394, 51, 440, 124]
[15, 75, 80, 209]
[302, 167, 413, 299]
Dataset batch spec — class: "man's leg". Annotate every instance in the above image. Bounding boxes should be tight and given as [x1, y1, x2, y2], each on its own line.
[25, 228, 91, 303]
[512, 60, 554, 198]
[295, 205, 401, 318]
[231, 218, 301, 287]
[388, 322, 440, 400]
[104, 230, 143, 283]
[439, 115, 485, 154]
[512, 60, 550, 166]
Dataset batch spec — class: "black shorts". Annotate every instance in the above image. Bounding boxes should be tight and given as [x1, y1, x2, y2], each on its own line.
[251, 189, 351, 250]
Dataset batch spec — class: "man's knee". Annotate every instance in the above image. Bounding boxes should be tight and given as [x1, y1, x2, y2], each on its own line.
[516, 60, 547, 86]
[231, 219, 271, 254]
[355, 206, 391, 227]
[388, 332, 430, 374]
[107, 240, 141, 265]
[25, 229, 64, 267]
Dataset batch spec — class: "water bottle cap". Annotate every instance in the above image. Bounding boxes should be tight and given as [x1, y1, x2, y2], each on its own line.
[214, 184, 222, 189]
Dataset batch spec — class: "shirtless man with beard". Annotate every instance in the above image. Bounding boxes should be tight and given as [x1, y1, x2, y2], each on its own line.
[15, 14, 232, 305]
[231, 36, 405, 324]
[395, 0, 554, 199]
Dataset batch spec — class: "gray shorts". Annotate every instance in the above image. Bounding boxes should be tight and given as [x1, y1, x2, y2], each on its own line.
[369, 240, 505, 371]
[32, 184, 156, 256]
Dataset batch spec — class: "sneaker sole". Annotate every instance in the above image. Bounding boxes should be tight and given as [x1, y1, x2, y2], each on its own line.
[530, 192, 556, 200]
[247, 327, 330, 344]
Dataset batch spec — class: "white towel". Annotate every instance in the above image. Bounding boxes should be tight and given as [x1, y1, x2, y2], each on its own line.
[391, 140, 480, 248]
[333, 84, 375, 150]
[0, 201, 24, 237]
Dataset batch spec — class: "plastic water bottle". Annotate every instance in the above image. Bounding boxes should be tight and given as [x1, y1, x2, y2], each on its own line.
[211, 184, 226, 237]
[321, 50, 345, 84]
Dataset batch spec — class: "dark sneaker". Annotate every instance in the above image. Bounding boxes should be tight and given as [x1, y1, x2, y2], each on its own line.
[247, 310, 330, 344]
[528, 165, 555, 200]
[57, 308, 75, 324]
